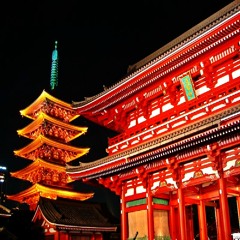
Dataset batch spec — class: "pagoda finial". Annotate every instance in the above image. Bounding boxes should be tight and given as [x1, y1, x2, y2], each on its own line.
[50, 41, 59, 90]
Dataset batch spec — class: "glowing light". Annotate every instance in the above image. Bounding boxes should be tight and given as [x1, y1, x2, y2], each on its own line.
[0, 166, 7, 171]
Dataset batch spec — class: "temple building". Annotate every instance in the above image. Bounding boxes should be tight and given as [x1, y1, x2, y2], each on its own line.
[66, 1, 240, 240]
[7, 90, 118, 239]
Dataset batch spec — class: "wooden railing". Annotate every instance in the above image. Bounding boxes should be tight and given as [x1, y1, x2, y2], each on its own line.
[107, 59, 240, 155]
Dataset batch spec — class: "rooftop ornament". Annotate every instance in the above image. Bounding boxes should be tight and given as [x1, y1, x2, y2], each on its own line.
[50, 41, 59, 90]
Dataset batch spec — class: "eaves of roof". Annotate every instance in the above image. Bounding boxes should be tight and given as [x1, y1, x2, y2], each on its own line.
[36, 198, 118, 232]
[67, 109, 240, 180]
[71, 1, 240, 113]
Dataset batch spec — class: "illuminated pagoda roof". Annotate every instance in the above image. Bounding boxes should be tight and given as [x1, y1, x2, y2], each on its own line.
[14, 134, 90, 163]
[20, 90, 79, 122]
[6, 183, 94, 211]
[33, 197, 118, 232]
[10, 158, 74, 184]
[17, 112, 87, 143]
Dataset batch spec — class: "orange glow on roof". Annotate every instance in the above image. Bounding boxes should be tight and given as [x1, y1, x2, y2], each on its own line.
[14, 134, 90, 162]
[17, 112, 88, 142]
[10, 158, 74, 183]
[20, 90, 79, 122]
[7, 183, 94, 204]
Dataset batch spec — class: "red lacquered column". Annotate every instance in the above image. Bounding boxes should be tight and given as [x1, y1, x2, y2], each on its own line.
[197, 199, 208, 240]
[177, 185, 187, 240]
[218, 173, 232, 240]
[121, 183, 128, 240]
[147, 177, 154, 240]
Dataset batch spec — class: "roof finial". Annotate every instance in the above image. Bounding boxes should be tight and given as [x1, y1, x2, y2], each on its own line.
[50, 41, 59, 90]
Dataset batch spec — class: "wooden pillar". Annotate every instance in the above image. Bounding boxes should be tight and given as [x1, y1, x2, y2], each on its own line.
[169, 193, 177, 240]
[177, 186, 187, 240]
[147, 176, 154, 240]
[59, 232, 68, 240]
[55, 231, 59, 240]
[186, 206, 194, 240]
[218, 174, 232, 240]
[197, 199, 208, 240]
[215, 204, 223, 240]
[90, 233, 96, 240]
[64, 232, 69, 240]
[121, 183, 128, 240]
[97, 233, 103, 240]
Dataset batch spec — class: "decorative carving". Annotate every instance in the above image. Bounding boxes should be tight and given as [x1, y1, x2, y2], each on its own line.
[159, 180, 167, 187]
[193, 170, 203, 178]
[166, 157, 180, 183]
[24, 145, 77, 163]
[136, 166, 148, 188]
[169, 84, 178, 105]
[32, 101, 75, 123]
[98, 176, 121, 195]
[200, 60, 216, 88]
[206, 143, 221, 171]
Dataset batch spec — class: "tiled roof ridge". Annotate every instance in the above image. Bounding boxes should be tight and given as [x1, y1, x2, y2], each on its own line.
[40, 197, 63, 221]
[67, 104, 240, 172]
[127, 0, 240, 72]
[82, 119, 240, 180]
[72, 1, 239, 106]
[39, 197, 119, 229]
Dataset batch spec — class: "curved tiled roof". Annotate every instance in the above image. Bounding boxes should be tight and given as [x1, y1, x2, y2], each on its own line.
[21, 90, 79, 122]
[6, 183, 94, 207]
[36, 197, 118, 232]
[72, 1, 240, 110]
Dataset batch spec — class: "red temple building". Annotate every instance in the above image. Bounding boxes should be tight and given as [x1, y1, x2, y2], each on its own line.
[66, 1, 240, 240]
[7, 90, 118, 239]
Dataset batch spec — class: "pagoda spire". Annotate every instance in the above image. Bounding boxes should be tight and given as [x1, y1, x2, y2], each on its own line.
[50, 41, 59, 90]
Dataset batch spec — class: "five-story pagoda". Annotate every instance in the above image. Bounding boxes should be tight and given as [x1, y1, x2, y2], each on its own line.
[7, 90, 94, 210]
[6, 41, 94, 210]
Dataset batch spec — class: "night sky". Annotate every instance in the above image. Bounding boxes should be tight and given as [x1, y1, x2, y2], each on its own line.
[0, 0, 234, 211]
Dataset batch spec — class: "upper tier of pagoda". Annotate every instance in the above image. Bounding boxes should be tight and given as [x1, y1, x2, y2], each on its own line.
[20, 89, 79, 122]
[17, 112, 87, 143]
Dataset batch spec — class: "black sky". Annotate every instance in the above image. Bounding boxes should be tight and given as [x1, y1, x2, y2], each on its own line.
[0, 0, 235, 208]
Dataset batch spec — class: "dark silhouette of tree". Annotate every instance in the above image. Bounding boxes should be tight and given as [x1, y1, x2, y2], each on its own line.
[5, 208, 44, 240]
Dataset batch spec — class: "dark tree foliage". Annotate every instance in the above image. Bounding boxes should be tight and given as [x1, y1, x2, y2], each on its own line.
[5, 209, 45, 240]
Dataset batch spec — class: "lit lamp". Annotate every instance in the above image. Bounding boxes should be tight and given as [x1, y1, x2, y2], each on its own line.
[0, 165, 7, 204]
[0, 166, 7, 171]
[0, 174, 4, 183]
[0, 166, 6, 182]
